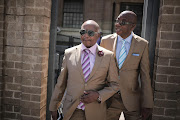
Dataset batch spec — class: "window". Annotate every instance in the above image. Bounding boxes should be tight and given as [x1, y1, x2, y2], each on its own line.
[63, 0, 83, 28]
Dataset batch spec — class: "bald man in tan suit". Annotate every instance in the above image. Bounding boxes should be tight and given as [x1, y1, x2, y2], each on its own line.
[49, 20, 119, 120]
[100, 11, 153, 120]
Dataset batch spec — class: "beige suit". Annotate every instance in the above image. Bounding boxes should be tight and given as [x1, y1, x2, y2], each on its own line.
[100, 33, 153, 111]
[49, 44, 119, 120]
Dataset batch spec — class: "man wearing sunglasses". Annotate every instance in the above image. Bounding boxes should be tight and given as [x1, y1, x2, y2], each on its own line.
[100, 11, 154, 120]
[49, 20, 119, 120]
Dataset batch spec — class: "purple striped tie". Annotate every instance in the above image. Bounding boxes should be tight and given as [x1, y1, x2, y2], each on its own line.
[77, 49, 90, 110]
[82, 49, 90, 82]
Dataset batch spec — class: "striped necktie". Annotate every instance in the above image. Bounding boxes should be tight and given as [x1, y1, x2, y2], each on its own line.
[82, 49, 90, 82]
[118, 40, 127, 69]
[77, 49, 90, 110]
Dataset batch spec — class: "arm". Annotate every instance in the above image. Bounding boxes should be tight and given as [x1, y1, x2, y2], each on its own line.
[140, 43, 153, 108]
[140, 43, 154, 119]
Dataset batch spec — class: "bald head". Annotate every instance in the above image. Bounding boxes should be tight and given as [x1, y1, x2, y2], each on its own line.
[81, 20, 100, 32]
[118, 10, 137, 24]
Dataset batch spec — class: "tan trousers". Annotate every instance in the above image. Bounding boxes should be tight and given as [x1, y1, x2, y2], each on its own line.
[107, 93, 141, 120]
[70, 109, 86, 120]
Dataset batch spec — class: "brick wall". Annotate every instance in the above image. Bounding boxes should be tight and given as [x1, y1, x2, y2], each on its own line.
[0, 0, 4, 118]
[152, 0, 180, 120]
[1, 0, 51, 119]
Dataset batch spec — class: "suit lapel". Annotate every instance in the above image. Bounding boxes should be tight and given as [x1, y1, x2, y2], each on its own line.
[75, 44, 85, 80]
[113, 34, 121, 68]
[120, 34, 138, 69]
[88, 46, 103, 81]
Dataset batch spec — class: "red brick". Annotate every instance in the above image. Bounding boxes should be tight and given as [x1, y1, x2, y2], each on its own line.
[161, 31, 180, 40]
[21, 108, 30, 115]
[156, 74, 168, 82]
[153, 107, 164, 115]
[166, 93, 177, 100]
[25, 0, 35, 7]
[14, 105, 20, 112]
[159, 40, 171, 48]
[0, 0, 4, 5]
[4, 90, 13, 97]
[152, 115, 174, 120]
[5, 104, 13, 112]
[160, 15, 180, 24]
[21, 86, 41, 94]
[15, 62, 22, 69]
[174, 24, 180, 32]
[16, 0, 25, 7]
[157, 57, 169, 66]
[168, 76, 180, 84]
[4, 112, 17, 119]
[175, 7, 180, 14]
[170, 59, 180, 67]
[35, 0, 44, 7]
[155, 82, 179, 92]
[25, 8, 44, 16]
[21, 101, 40, 109]
[31, 109, 40, 116]
[164, 0, 180, 5]
[172, 41, 180, 49]
[4, 76, 13, 83]
[4, 98, 20, 105]
[31, 95, 40, 102]
[154, 91, 166, 99]
[5, 68, 22, 76]
[14, 76, 22, 84]
[154, 99, 177, 108]
[23, 48, 33, 55]
[7, 0, 16, 7]
[5, 61, 14, 68]
[21, 115, 39, 120]
[22, 63, 31, 70]
[165, 108, 176, 117]
[25, 16, 35, 23]
[6, 83, 21, 91]
[161, 6, 174, 14]
[21, 93, 30, 101]
[14, 92, 21, 99]
[158, 49, 180, 58]
[157, 66, 180, 75]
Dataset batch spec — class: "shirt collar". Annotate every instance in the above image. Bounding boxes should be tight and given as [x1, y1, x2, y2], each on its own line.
[118, 32, 133, 43]
[81, 43, 97, 55]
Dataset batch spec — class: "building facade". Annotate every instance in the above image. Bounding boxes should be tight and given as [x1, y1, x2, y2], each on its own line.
[0, 0, 179, 120]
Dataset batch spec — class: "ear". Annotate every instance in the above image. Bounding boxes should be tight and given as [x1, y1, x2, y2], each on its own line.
[131, 24, 136, 31]
[97, 33, 100, 38]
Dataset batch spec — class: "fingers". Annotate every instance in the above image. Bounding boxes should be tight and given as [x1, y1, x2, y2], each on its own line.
[80, 91, 99, 104]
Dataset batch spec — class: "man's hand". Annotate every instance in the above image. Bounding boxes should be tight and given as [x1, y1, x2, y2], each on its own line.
[80, 90, 99, 104]
[51, 111, 57, 120]
[141, 108, 153, 120]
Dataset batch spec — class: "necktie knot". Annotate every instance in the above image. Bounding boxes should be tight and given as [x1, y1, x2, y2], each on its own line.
[122, 39, 126, 44]
[84, 49, 90, 54]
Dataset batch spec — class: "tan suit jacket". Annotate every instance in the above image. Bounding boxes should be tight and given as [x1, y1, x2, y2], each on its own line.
[49, 44, 119, 120]
[100, 33, 153, 111]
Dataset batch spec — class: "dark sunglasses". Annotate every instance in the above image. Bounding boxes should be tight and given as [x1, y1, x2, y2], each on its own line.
[80, 29, 99, 37]
[115, 20, 134, 26]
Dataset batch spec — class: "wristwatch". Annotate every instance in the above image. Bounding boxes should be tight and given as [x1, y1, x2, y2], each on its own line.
[97, 95, 101, 103]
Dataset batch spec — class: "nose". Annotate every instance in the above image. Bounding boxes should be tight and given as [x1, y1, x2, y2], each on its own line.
[82, 33, 90, 38]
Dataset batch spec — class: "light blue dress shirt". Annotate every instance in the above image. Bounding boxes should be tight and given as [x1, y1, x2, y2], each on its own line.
[116, 32, 133, 63]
